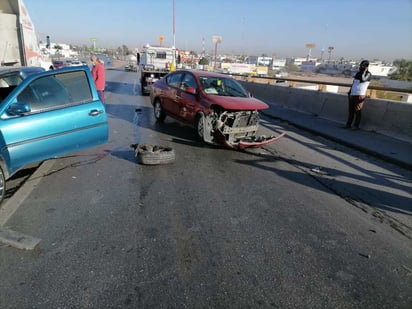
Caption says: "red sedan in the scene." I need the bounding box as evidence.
[150,70,285,149]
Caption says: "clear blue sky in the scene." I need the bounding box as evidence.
[24,0,412,61]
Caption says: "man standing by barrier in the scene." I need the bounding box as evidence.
[344,60,372,130]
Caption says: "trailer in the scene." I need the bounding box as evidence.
[138,45,176,95]
[0,0,52,69]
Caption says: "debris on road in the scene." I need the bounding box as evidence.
[131,144,175,165]
[0,227,41,250]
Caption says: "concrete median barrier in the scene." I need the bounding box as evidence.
[240,81,412,144]
[377,100,412,143]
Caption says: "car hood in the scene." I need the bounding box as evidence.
[206,95,268,110]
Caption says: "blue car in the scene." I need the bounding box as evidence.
[0,66,109,202]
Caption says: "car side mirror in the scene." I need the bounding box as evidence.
[7,102,31,115]
[186,87,197,95]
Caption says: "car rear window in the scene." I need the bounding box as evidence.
[0,74,23,103]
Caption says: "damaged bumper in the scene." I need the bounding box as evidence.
[203,109,286,149]
[237,132,287,149]
[214,129,286,149]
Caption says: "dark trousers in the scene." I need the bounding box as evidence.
[346,95,365,128]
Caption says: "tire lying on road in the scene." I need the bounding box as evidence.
[131,144,175,165]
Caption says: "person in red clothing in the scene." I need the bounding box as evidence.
[90,55,106,103]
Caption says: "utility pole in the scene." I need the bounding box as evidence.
[212,36,222,70]
[171,0,176,71]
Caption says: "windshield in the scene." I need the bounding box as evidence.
[199,76,248,97]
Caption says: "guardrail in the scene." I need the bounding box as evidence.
[234,76,412,144]
[231,74,412,102]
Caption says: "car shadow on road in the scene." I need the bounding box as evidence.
[109,147,137,164]
[244,120,412,219]
[4,165,39,200]
[106,103,220,150]
[105,81,137,96]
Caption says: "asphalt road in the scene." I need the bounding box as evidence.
[0,68,411,308]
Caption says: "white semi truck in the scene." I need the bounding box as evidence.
[138,44,177,95]
[0,0,52,69]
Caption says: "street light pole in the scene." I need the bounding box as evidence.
[171,0,176,71]
[212,36,222,71]
[214,41,218,70]
[173,0,176,49]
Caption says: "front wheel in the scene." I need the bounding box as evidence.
[153,100,166,122]
[195,114,205,142]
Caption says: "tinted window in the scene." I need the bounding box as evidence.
[166,73,184,89]
[0,73,23,87]
[156,52,166,59]
[181,73,197,90]
[56,71,92,103]
[17,71,92,112]
[0,73,23,103]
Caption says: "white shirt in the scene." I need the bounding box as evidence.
[350,79,370,96]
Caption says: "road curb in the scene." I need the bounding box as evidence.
[0,159,56,226]
[262,111,412,170]
[0,159,57,250]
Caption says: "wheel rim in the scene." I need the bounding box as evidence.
[197,115,204,138]
[154,102,162,118]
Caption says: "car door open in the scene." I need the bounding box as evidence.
[0,68,109,177]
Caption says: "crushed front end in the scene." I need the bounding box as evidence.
[202,110,286,149]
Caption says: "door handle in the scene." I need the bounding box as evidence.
[89,109,103,116]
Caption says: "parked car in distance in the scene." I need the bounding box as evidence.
[150,70,285,149]
[125,62,138,72]
[0,66,109,203]
[70,60,83,66]
[52,60,65,69]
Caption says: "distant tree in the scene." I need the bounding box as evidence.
[389,59,412,81]
[199,57,209,65]
[53,44,63,57]
[284,64,299,72]
[116,45,130,56]
[123,45,130,55]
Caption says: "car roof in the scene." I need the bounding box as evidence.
[175,69,230,79]
[0,66,45,79]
